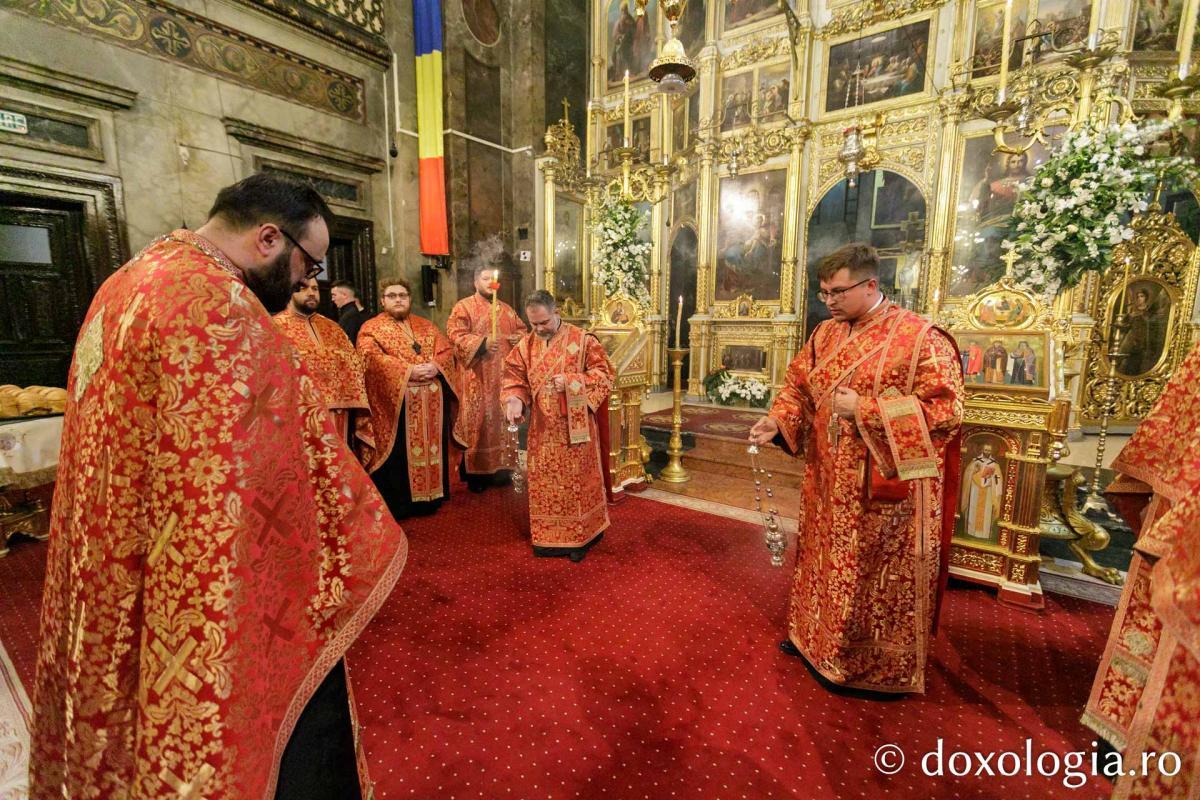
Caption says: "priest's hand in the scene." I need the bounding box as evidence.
[508,334,523,344]
[505,397,525,424]
[552,375,567,392]
[832,387,859,418]
[486,337,500,354]
[748,415,779,446]
[410,363,438,383]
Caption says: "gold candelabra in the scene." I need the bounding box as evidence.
[659,346,690,483]
[950,15,1135,157]
[1082,297,1130,512]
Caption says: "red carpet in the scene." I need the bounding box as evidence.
[1,496,1117,798]
[349,491,1117,799]
[641,403,765,440]
[0,535,47,688]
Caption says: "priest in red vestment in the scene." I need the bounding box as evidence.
[357,279,464,518]
[28,174,406,799]
[273,276,369,445]
[447,265,527,492]
[750,242,963,695]
[1082,342,1200,799]
[502,290,615,561]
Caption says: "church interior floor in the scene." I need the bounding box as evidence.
[0,490,1120,798]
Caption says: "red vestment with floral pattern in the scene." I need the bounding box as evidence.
[447,293,527,475]
[501,322,615,547]
[272,307,368,441]
[1083,342,1200,799]
[356,313,462,501]
[767,301,963,693]
[28,231,406,799]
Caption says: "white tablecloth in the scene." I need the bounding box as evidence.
[0,416,63,489]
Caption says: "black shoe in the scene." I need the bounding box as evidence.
[569,549,586,563]
[468,481,487,494]
[533,545,570,558]
[785,647,907,702]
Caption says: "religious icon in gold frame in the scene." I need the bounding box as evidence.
[823,19,931,113]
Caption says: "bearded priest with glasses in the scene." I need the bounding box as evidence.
[748,242,964,696]
[357,278,465,519]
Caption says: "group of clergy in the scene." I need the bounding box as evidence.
[271,266,617,562]
[27,173,1196,799]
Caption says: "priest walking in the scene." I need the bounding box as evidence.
[502,290,615,561]
[274,276,369,444]
[447,265,527,492]
[749,242,963,695]
[357,279,464,518]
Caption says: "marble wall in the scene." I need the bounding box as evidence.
[545,0,590,139]
[1,0,593,328]
[0,0,420,302]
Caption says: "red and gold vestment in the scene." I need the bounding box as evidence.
[356,313,462,503]
[501,322,615,547]
[1083,342,1200,799]
[28,230,406,798]
[447,293,527,475]
[767,301,963,693]
[272,307,368,441]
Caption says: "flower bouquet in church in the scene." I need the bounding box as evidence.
[1005,118,1200,299]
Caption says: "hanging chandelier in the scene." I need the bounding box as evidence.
[637,0,697,94]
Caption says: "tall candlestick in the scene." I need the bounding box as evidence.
[1179,0,1198,80]
[490,278,500,342]
[998,0,1013,99]
[1117,255,1132,316]
[623,71,632,148]
[674,295,683,349]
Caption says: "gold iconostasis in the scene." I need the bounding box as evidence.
[535,0,1200,436]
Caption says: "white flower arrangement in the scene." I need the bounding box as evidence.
[1006,118,1200,299]
[592,198,652,306]
[704,369,771,408]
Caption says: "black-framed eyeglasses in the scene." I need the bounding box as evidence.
[816,278,871,304]
[280,228,325,280]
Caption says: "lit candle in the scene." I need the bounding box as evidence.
[674,295,683,349]
[623,70,632,148]
[490,276,501,341]
[1179,0,1197,80]
[998,0,1013,100]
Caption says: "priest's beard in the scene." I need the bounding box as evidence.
[245,250,298,314]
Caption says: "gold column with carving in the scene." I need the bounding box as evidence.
[541,159,558,296]
[688,137,718,396]
[926,91,971,314]
[779,126,809,317]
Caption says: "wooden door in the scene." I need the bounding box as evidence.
[0,193,92,387]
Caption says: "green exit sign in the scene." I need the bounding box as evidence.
[0,111,28,135]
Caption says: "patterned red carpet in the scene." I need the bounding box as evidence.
[349,492,1116,799]
[641,403,765,440]
[0,496,1118,798]
[0,535,47,688]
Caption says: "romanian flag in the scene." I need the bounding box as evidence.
[414,0,448,255]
